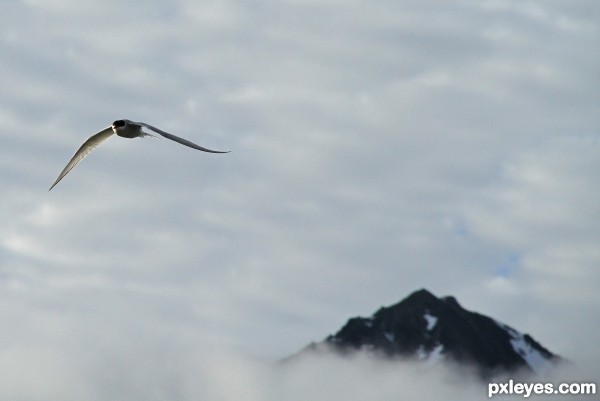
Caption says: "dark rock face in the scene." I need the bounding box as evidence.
[301,289,560,378]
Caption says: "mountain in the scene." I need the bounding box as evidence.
[293,289,561,378]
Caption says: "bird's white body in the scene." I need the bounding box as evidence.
[49,119,228,190]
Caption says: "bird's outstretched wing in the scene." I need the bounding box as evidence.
[134,121,229,153]
[49,127,114,191]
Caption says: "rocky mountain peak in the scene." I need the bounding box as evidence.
[298,289,560,378]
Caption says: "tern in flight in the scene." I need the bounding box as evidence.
[49,119,229,190]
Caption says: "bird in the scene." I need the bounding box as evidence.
[49,119,229,191]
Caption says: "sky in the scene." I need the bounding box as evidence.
[0,0,599,399]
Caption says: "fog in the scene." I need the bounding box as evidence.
[2,338,596,401]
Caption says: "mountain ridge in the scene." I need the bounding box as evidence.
[291,289,561,378]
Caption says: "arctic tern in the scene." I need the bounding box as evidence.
[49,119,228,191]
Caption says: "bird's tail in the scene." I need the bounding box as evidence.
[141,131,158,139]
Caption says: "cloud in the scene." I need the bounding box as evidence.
[463,136,600,319]
[1,333,596,401]
[0,0,599,399]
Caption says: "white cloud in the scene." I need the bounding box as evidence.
[0,0,598,398]
[465,137,600,307]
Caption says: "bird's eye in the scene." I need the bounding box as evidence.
[113,120,126,127]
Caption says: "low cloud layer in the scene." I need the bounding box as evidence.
[1,338,597,401]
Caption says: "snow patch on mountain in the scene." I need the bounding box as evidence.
[423,312,437,331]
[417,343,445,368]
[496,321,556,375]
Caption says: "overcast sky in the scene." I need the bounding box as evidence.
[0,0,599,399]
